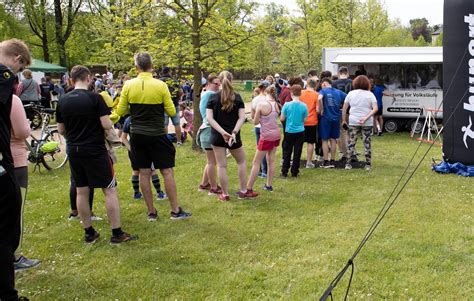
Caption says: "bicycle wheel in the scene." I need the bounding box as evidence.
[41,129,68,170]
[29,108,42,130]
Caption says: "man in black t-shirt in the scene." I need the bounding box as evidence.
[39,77,53,108]
[56,65,136,245]
[160,67,184,145]
[332,66,353,94]
[0,38,31,301]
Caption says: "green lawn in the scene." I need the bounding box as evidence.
[18,125,473,300]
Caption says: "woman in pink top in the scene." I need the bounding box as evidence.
[10,94,40,270]
[246,86,281,193]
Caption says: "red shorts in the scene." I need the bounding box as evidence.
[257,139,280,151]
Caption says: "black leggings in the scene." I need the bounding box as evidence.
[70,174,94,211]
[13,167,28,257]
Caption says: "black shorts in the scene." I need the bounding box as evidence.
[304,125,318,143]
[375,106,383,116]
[210,130,242,150]
[128,151,139,171]
[68,146,116,188]
[130,133,175,169]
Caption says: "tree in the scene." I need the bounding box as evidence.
[53,0,83,67]
[409,18,431,43]
[159,0,261,149]
[21,0,52,62]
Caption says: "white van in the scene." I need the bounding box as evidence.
[322,47,443,133]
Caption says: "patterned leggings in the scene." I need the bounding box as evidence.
[346,125,372,164]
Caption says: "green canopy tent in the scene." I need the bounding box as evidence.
[28,59,67,73]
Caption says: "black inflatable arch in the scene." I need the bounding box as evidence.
[443,0,474,165]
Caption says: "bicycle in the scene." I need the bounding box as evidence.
[26,106,68,171]
[23,102,43,130]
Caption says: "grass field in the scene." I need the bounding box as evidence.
[17,126,473,300]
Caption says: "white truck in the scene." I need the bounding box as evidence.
[321,47,443,133]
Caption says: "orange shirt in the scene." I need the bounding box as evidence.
[300,89,319,126]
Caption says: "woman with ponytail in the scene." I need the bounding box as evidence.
[206,71,254,201]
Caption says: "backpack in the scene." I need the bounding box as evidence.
[160,76,180,103]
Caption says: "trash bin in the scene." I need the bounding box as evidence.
[244,81,253,91]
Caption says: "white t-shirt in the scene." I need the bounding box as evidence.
[345,89,377,126]
[251,95,267,128]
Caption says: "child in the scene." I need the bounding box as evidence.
[180,102,194,138]
[121,116,167,200]
[280,84,308,177]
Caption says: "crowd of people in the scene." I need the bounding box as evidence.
[0,38,388,301]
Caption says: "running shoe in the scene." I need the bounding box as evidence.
[244,189,259,198]
[157,191,168,200]
[305,162,315,168]
[198,183,211,192]
[91,214,103,221]
[329,160,336,168]
[176,141,183,147]
[14,256,40,272]
[218,194,230,202]
[85,230,100,244]
[345,163,352,170]
[365,164,372,171]
[208,186,222,195]
[170,207,192,220]
[68,213,79,221]
[110,232,138,244]
[258,172,268,178]
[148,210,158,222]
[263,185,273,192]
[133,192,143,200]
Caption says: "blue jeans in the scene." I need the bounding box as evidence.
[255,127,268,174]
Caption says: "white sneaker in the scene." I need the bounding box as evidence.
[305,162,315,168]
[176,142,183,147]
[91,215,103,221]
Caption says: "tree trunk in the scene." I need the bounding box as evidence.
[191,0,202,151]
[53,0,68,67]
[41,34,50,62]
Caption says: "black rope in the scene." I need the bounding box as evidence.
[319,48,469,298]
[349,48,468,262]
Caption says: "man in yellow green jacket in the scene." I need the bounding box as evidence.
[111,52,191,221]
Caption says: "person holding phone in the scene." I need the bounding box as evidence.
[206,71,253,201]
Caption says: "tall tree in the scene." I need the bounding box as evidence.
[53,0,83,67]
[159,0,261,149]
[22,0,51,62]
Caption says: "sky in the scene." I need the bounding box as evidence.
[256,0,444,26]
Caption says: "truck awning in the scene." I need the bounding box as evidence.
[331,53,442,64]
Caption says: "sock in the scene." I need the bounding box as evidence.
[131,175,140,194]
[151,175,162,193]
[84,226,95,236]
[112,227,124,237]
